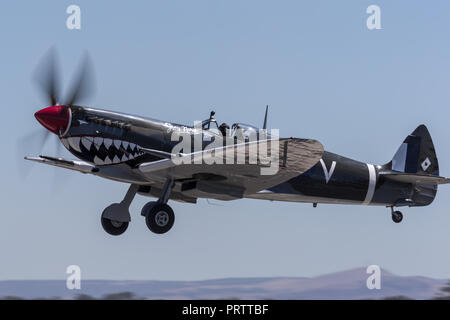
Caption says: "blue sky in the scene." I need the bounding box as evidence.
[1,0,450,280]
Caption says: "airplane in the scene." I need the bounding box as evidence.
[24,51,450,236]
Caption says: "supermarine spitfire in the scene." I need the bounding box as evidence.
[25,51,450,236]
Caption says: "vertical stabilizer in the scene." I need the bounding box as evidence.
[390,125,439,176]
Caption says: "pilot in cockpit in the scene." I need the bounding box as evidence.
[218,122,230,136]
[202,110,264,139]
[201,109,268,142]
[202,111,230,137]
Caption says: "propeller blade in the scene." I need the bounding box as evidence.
[65,52,96,106]
[51,135,70,193]
[33,47,61,106]
[54,135,63,157]
[16,129,51,178]
[17,129,51,157]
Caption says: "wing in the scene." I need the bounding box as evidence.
[138,138,324,199]
[24,155,97,174]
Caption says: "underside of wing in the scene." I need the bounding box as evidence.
[138,138,324,199]
[25,155,98,174]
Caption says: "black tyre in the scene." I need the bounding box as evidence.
[392,211,403,223]
[145,203,175,234]
[101,216,129,236]
[141,201,157,217]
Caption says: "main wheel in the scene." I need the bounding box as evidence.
[101,216,129,236]
[141,201,157,217]
[144,203,175,234]
[391,211,403,223]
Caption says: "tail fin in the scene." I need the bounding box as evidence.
[389,124,439,176]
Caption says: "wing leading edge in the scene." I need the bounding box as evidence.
[24,155,97,174]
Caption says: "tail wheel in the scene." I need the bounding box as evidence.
[392,211,403,223]
[101,216,129,236]
[144,203,175,234]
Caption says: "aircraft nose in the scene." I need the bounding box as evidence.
[34,105,70,135]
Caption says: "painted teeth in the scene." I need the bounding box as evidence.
[93,137,103,150]
[68,137,82,153]
[103,138,113,149]
[62,136,144,166]
[81,137,92,150]
[61,138,70,150]
[113,139,121,149]
[93,155,104,165]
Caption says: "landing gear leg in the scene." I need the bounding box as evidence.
[390,206,403,224]
[142,178,175,234]
[101,184,139,236]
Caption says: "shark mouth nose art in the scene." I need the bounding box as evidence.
[61,136,144,165]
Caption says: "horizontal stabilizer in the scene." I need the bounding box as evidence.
[379,171,450,185]
[24,155,98,174]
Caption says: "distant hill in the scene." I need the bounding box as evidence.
[0,268,448,300]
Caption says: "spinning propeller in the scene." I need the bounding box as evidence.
[18,48,96,179]
[33,48,95,141]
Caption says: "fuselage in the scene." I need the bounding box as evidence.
[248,151,416,207]
[56,106,425,208]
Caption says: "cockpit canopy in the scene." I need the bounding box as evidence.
[201,113,219,131]
[231,123,260,132]
[201,111,269,139]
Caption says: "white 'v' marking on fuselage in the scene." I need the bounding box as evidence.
[319,159,336,184]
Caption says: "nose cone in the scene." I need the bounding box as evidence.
[34,105,70,135]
